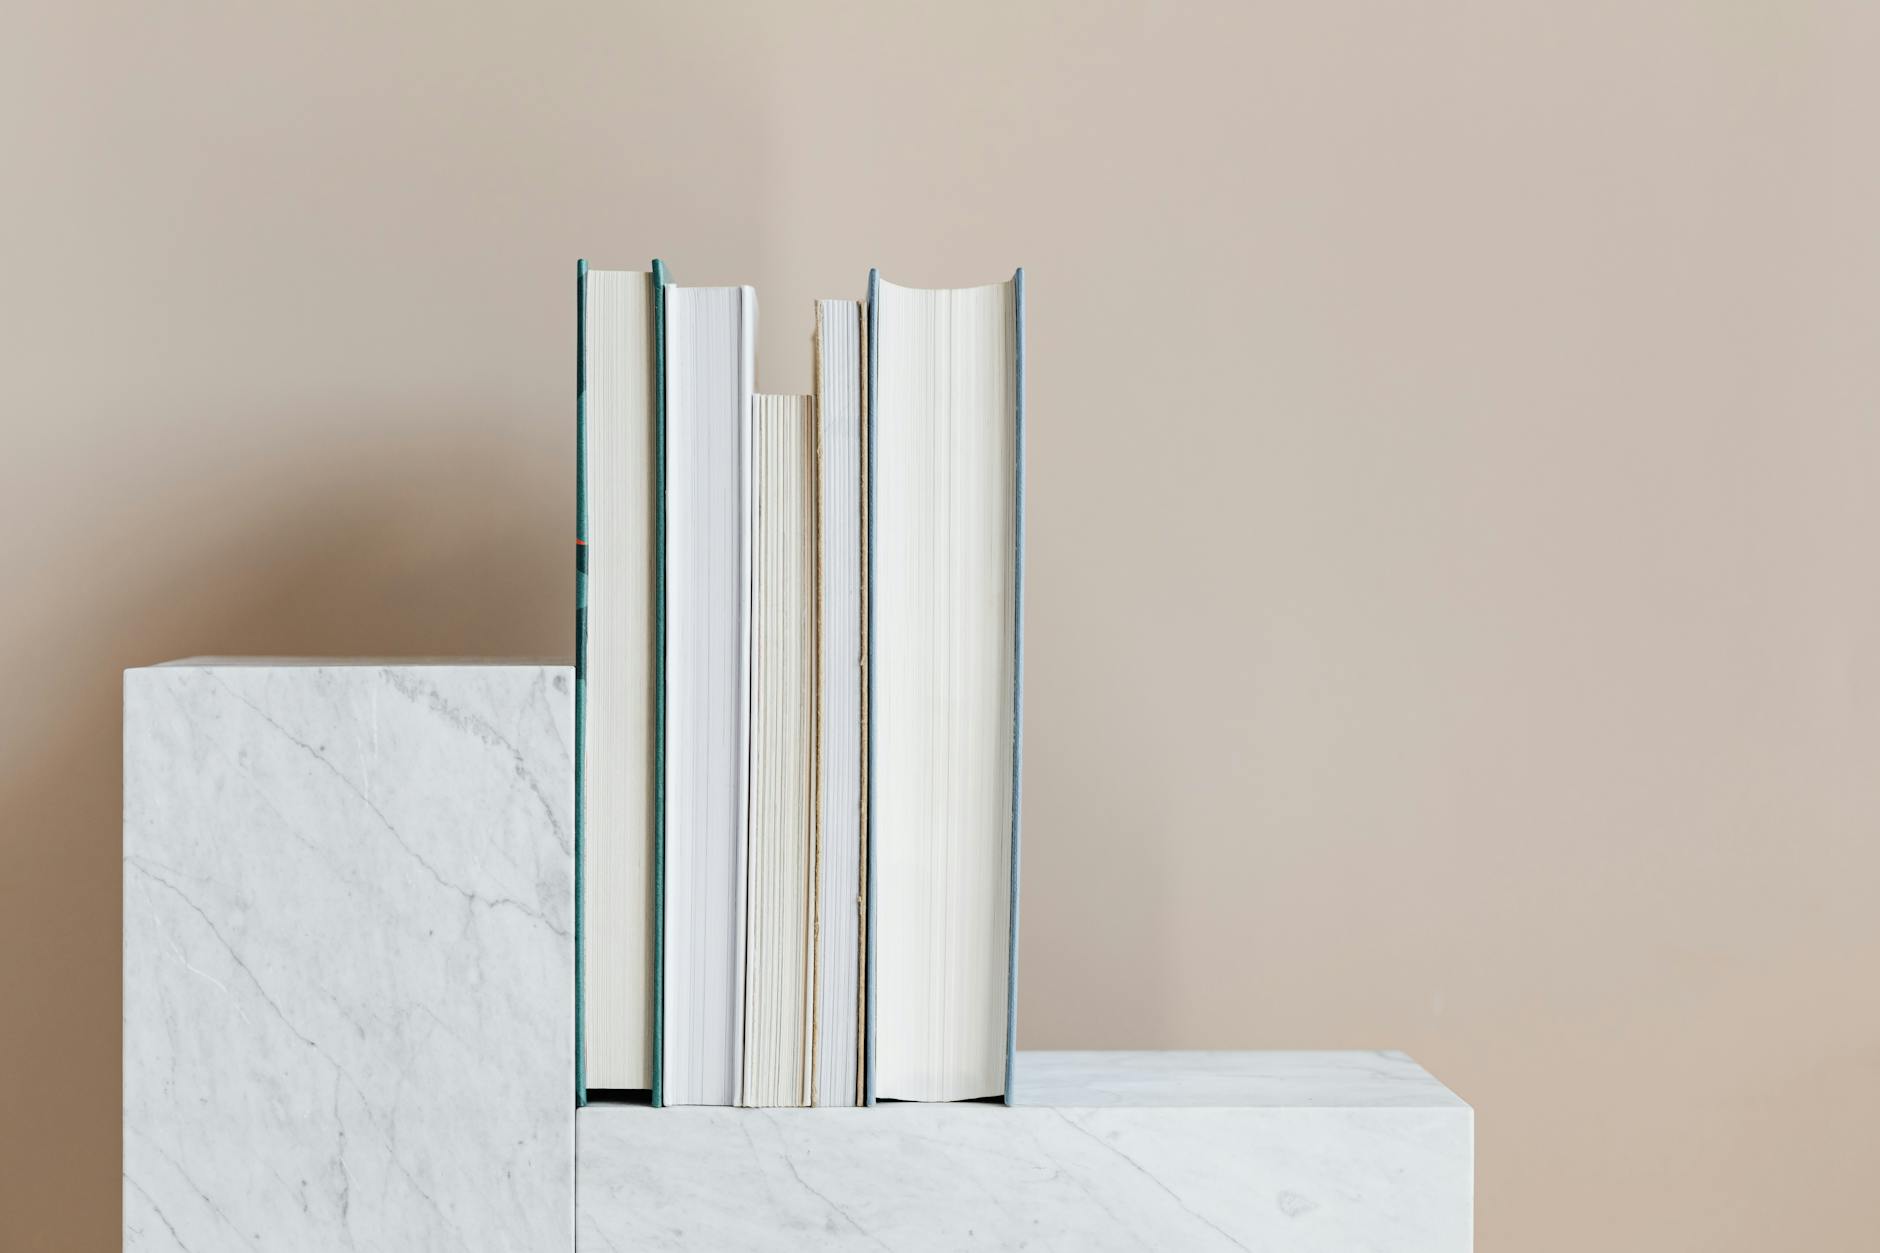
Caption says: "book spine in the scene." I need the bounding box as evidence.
[809,308,828,1108]
[574,259,589,1108]
[650,258,668,1108]
[1004,268,1025,1105]
[862,268,880,1107]
[853,298,870,1107]
[732,286,757,1103]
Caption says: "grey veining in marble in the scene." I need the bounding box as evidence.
[124,661,574,1252]
[577,1050,1472,1252]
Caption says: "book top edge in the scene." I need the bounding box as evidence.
[873,271,1019,296]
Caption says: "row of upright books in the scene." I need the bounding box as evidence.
[577,261,1025,1107]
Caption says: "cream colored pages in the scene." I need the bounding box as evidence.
[741,393,818,1107]
[582,270,655,1089]
[663,285,756,1106]
[813,301,865,1106]
[872,277,1019,1102]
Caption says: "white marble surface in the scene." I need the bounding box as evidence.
[1014,1048,1468,1108]
[577,1050,1472,1252]
[124,661,574,1252]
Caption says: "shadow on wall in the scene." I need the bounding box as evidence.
[0,411,567,1252]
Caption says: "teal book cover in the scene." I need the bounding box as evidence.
[863,268,878,1106]
[1005,266,1025,1106]
[649,257,669,1109]
[574,258,590,1107]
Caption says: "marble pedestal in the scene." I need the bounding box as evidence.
[125,659,1475,1252]
[123,660,574,1252]
[577,1050,1473,1251]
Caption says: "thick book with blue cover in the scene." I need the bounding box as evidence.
[864,268,1026,1104]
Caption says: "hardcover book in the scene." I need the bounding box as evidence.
[813,299,867,1106]
[660,277,757,1106]
[865,269,1026,1103]
[576,263,658,1104]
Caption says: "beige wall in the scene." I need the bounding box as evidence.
[5,2,1878,1248]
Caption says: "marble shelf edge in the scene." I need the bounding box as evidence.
[576,1049,1473,1252]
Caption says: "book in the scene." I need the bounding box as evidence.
[576,264,658,1102]
[866,269,1025,1104]
[813,300,866,1106]
[661,279,757,1106]
[741,392,819,1107]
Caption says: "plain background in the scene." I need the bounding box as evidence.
[4,1,1877,1248]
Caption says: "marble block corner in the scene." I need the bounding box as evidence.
[123,660,575,1252]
